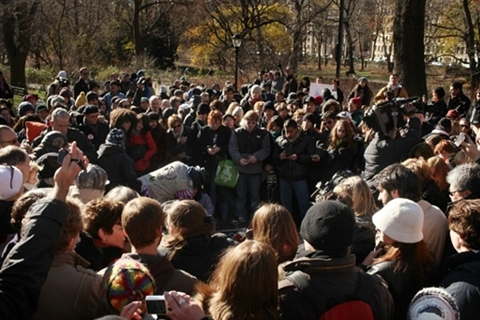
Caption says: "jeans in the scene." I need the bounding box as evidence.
[279,178,310,218]
[236,173,262,220]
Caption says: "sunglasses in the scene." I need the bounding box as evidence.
[172,124,182,129]
[460,124,470,128]
[323,121,334,125]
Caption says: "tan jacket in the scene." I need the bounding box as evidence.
[33,251,102,320]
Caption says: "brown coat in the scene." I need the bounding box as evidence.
[33,251,102,320]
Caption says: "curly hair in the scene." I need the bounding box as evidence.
[109,108,138,131]
[449,199,480,250]
[328,119,355,150]
[82,199,124,240]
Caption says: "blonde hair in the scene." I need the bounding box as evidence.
[251,203,299,264]
[207,240,279,320]
[402,158,432,189]
[333,176,377,217]
[240,110,259,127]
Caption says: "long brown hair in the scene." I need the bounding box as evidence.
[207,240,279,320]
[251,203,300,264]
[328,119,355,150]
[375,241,434,282]
[161,200,215,259]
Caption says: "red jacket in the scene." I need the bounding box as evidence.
[128,131,157,172]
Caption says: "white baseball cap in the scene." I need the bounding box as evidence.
[0,165,23,200]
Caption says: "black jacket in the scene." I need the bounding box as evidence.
[158,233,232,282]
[448,93,471,117]
[364,118,422,187]
[96,143,141,192]
[73,78,90,99]
[0,200,14,235]
[196,125,231,175]
[0,198,67,320]
[32,127,97,163]
[272,131,314,181]
[425,99,447,126]
[78,120,109,150]
[439,251,480,320]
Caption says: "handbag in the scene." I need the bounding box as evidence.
[215,158,239,188]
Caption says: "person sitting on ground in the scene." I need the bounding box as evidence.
[75,199,126,271]
[250,203,300,265]
[439,199,480,320]
[159,200,232,282]
[32,198,102,320]
[333,176,377,265]
[278,201,394,320]
[121,197,198,295]
[69,163,108,205]
[363,198,437,320]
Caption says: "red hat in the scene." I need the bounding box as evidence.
[314,96,323,105]
[349,97,362,110]
[446,109,460,120]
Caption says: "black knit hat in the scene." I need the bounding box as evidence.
[300,200,355,255]
[263,100,275,112]
[436,117,452,133]
[197,103,211,115]
[106,128,125,148]
[303,113,317,124]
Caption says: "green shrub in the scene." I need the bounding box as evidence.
[25,67,55,86]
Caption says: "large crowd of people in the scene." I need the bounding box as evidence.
[0,66,479,319]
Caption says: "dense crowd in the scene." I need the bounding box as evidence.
[0,66,479,319]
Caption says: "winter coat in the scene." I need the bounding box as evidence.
[363,117,422,187]
[352,216,375,266]
[283,74,298,95]
[127,130,157,173]
[278,251,394,320]
[96,143,141,192]
[448,92,471,117]
[348,84,374,107]
[121,252,198,296]
[318,139,364,183]
[374,85,408,103]
[425,99,448,126]
[158,233,232,282]
[229,125,271,175]
[74,232,125,271]
[78,120,109,151]
[0,198,67,319]
[32,251,102,320]
[32,126,98,164]
[440,251,480,320]
[165,126,194,165]
[272,131,315,182]
[368,259,437,320]
[0,200,14,236]
[197,125,231,176]
[73,78,90,99]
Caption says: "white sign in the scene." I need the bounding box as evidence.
[309,83,333,97]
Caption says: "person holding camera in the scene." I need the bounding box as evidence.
[363,102,422,190]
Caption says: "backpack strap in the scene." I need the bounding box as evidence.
[285,270,374,315]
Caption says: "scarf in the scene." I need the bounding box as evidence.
[172,125,184,143]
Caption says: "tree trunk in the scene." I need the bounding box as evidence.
[463,0,480,91]
[133,0,145,56]
[317,36,322,70]
[393,0,427,97]
[2,1,38,88]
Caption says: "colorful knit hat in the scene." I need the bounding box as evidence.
[100,258,156,315]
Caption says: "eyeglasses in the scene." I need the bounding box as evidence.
[0,137,18,145]
[172,124,182,129]
[449,190,464,196]
[247,121,256,125]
